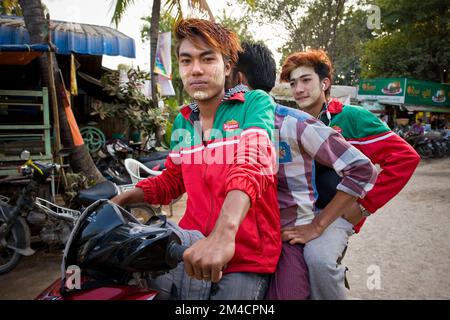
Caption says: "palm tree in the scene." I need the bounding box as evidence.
[17,0,105,183]
[0,0,22,15]
[111,0,213,109]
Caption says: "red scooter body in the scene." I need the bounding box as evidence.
[36,278,157,300]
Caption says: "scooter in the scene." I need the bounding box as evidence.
[95,139,134,185]
[0,151,156,274]
[95,139,169,184]
[35,200,186,300]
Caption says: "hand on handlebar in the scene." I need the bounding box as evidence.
[182,233,235,283]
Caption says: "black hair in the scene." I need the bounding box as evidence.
[235,42,276,93]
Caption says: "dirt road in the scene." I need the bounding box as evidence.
[345,157,450,299]
[0,158,449,300]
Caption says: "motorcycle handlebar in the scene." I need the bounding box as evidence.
[168,242,188,262]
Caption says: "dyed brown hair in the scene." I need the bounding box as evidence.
[280,49,334,96]
[174,18,242,65]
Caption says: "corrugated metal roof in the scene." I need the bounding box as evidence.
[0,15,135,58]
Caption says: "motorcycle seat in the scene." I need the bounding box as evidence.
[77,181,118,205]
[143,159,166,171]
[137,150,170,163]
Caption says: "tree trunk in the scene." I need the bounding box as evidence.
[19,0,105,183]
[149,0,161,109]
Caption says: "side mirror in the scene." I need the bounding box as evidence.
[20,150,31,161]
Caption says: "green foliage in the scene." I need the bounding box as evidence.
[361,0,449,82]
[1,0,22,15]
[162,97,180,146]
[111,0,214,27]
[91,67,167,141]
[332,5,373,85]
[361,33,433,79]
[110,0,137,27]
[239,0,373,86]
[216,8,255,43]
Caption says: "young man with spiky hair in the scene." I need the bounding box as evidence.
[226,42,379,299]
[112,19,280,300]
[279,49,420,299]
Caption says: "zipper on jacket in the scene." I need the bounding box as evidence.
[197,101,227,235]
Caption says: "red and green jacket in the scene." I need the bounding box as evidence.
[319,99,420,233]
[136,88,281,274]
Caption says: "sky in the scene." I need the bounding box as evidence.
[42,0,287,71]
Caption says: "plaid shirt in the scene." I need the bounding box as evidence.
[275,104,378,227]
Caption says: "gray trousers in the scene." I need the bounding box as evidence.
[148,220,270,300]
[303,217,354,300]
[209,272,270,300]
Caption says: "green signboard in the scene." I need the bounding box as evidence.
[358,78,406,104]
[404,79,450,107]
[358,78,450,110]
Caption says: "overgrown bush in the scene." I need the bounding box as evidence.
[91,67,167,143]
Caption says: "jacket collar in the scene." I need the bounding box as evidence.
[318,98,344,126]
[180,84,249,121]
[326,98,344,114]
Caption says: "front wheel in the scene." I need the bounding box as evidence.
[0,203,31,274]
[0,219,25,275]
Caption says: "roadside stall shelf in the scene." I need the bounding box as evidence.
[0,88,52,176]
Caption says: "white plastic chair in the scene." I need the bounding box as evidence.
[124,158,162,185]
[124,158,178,216]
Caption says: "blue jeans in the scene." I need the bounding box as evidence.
[209,272,270,300]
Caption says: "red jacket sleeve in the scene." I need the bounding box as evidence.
[135,155,186,205]
[356,133,420,213]
[225,128,277,206]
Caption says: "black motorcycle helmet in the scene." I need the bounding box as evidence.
[62,200,182,282]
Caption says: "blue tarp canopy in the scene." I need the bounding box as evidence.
[0,15,136,58]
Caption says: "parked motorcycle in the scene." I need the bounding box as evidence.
[95,139,169,184]
[0,151,157,274]
[35,200,186,300]
[404,132,434,159]
[0,151,72,274]
[425,130,446,158]
[442,133,450,156]
[95,139,134,185]
[136,150,170,171]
